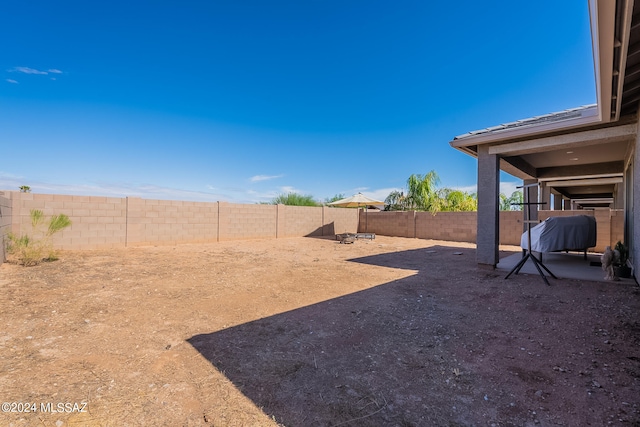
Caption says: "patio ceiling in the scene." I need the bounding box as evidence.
[619,0,640,116]
[449,0,640,203]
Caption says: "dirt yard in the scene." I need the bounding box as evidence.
[1,236,639,426]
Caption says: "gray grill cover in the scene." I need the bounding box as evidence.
[521,215,597,253]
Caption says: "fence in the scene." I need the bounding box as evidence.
[0,190,624,259]
[0,194,11,262]
[359,208,624,252]
[0,191,359,251]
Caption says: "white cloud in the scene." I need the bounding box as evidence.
[11,66,49,75]
[451,184,477,194]
[250,174,283,182]
[7,67,63,80]
[0,175,233,203]
[359,188,400,203]
[352,186,369,193]
[500,181,521,196]
[0,171,25,181]
[5,79,18,84]
[279,185,304,194]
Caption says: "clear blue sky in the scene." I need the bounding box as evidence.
[1,1,595,203]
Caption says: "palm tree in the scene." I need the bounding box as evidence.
[384,190,406,211]
[405,171,440,212]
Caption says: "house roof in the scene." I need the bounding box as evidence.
[447,0,639,204]
[453,105,598,142]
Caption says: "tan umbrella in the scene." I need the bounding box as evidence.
[328,193,384,232]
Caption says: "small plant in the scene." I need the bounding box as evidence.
[614,241,628,266]
[613,241,632,279]
[6,209,72,266]
[19,185,31,193]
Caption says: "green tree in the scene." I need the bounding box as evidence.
[324,194,345,205]
[19,185,31,193]
[271,193,320,206]
[405,171,440,212]
[500,190,523,211]
[438,188,477,212]
[384,190,406,211]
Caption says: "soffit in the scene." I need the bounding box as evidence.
[620,1,640,116]
[518,139,630,168]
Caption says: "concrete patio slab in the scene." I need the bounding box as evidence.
[497,250,637,284]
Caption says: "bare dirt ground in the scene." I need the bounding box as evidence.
[1,236,639,427]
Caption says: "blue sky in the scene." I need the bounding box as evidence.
[1,1,596,203]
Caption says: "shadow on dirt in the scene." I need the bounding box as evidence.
[187,244,640,426]
[187,245,488,426]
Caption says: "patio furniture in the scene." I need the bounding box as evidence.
[355,232,375,240]
[521,215,597,260]
[328,193,384,233]
[335,232,376,243]
[336,233,356,244]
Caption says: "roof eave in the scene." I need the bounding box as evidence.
[449,114,603,149]
[449,0,620,153]
[590,0,618,122]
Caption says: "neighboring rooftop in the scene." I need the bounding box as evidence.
[453,104,598,141]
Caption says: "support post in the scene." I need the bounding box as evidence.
[477,145,500,267]
[553,191,563,210]
[541,182,551,212]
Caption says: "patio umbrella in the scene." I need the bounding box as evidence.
[328,193,384,232]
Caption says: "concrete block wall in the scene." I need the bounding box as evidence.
[324,207,359,235]
[360,211,415,237]
[280,205,323,237]
[0,191,360,253]
[218,203,277,241]
[127,197,218,246]
[7,192,126,250]
[0,194,11,261]
[361,210,523,245]
[611,210,625,248]
[538,209,624,253]
[416,212,477,242]
[500,211,524,245]
[5,189,621,255]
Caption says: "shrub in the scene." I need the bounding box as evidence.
[270,193,320,206]
[6,209,72,266]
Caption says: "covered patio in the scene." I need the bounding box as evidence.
[450,0,640,281]
[497,250,637,284]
